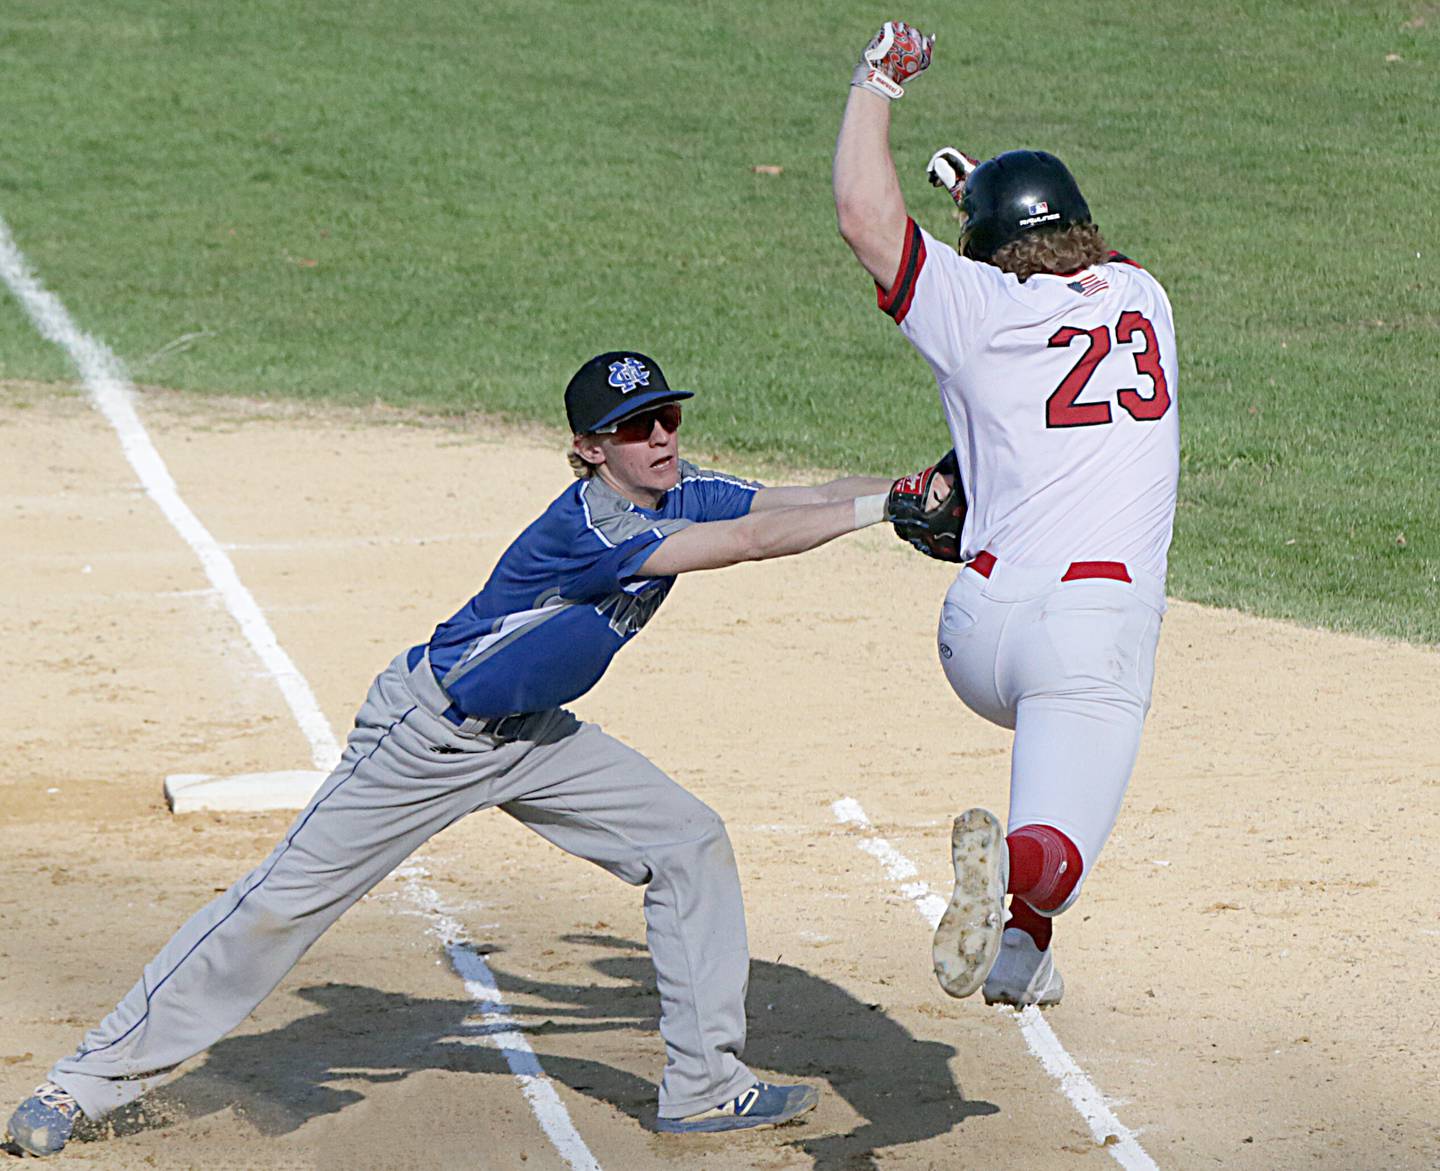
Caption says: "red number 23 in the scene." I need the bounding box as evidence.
[1045,311,1171,428]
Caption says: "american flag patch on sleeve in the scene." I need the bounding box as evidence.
[1066,272,1110,297]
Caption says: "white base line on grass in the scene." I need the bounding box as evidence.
[832,797,1159,1171]
[0,211,601,1171]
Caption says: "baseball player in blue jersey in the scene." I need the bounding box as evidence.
[5,351,903,1156]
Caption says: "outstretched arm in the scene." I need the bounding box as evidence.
[636,496,888,577]
[750,476,894,510]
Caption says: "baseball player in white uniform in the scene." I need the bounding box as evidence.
[835,23,1180,1007]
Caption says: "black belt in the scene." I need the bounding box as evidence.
[437,703,532,741]
[476,712,531,740]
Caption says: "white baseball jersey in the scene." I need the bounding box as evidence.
[880,220,1180,581]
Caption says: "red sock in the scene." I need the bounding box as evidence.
[1006,896,1053,951]
[1005,824,1082,912]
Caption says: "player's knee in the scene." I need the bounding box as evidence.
[237,897,304,940]
[679,804,732,855]
[646,804,736,880]
[237,879,339,937]
[1006,823,1083,913]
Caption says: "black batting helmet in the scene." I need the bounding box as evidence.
[959,150,1092,262]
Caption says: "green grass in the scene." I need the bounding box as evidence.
[1,0,1436,640]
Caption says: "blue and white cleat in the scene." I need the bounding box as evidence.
[655,1081,819,1134]
[932,808,1008,998]
[5,1082,81,1157]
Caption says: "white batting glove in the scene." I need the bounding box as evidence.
[926,147,980,204]
[851,21,935,100]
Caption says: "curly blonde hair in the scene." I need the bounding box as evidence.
[568,448,598,479]
[985,222,1109,283]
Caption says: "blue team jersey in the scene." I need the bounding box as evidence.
[419,461,760,718]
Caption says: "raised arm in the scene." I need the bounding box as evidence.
[834,89,907,286]
[833,22,934,287]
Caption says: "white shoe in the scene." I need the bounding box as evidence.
[983,927,1064,1007]
[932,808,1008,998]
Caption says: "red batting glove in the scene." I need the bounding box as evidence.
[852,21,935,100]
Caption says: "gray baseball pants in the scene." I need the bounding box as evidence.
[51,651,755,1121]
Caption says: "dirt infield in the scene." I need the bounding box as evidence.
[2,383,1436,1170]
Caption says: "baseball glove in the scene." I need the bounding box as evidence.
[887,450,966,561]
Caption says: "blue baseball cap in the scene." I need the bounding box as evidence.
[565,351,695,434]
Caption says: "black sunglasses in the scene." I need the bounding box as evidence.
[594,403,683,443]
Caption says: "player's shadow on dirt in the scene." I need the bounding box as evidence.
[86,934,994,1169]
[523,933,999,1169]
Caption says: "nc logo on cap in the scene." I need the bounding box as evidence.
[608,358,651,394]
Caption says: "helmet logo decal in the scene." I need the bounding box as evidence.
[607,358,651,394]
[1018,205,1062,228]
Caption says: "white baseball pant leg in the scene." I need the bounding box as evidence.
[936,560,1164,908]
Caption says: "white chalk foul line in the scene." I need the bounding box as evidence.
[832,797,1159,1171]
[397,867,601,1171]
[0,211,601,1170]
[0,215,339,771]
